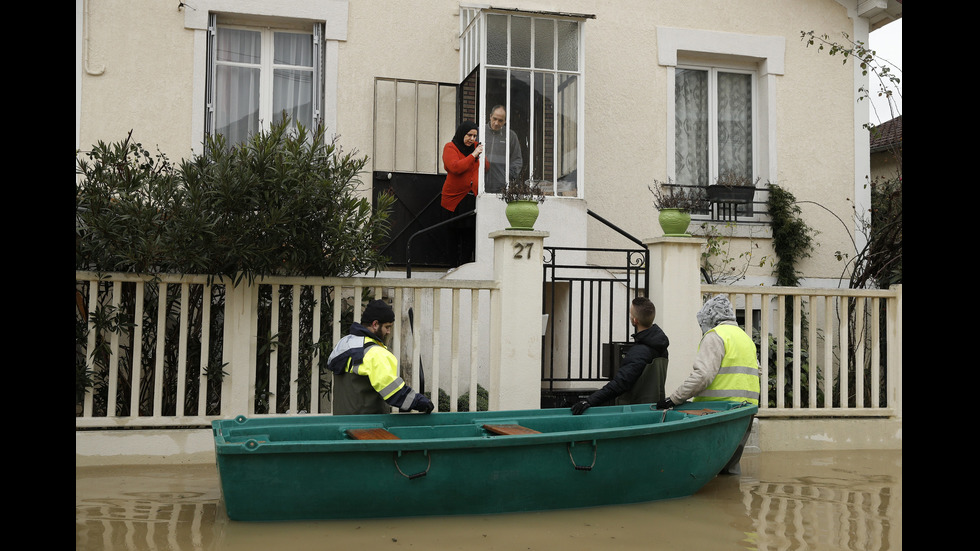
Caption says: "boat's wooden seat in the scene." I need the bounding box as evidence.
[678,409,719,416]
[346,428,400,440]
[482,424,541,436]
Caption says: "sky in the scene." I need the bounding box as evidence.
[868,18,902,124]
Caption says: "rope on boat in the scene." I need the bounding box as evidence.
[567,440,597,471]
[393,450,431,480]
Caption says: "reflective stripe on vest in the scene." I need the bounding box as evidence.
[693,324,761,405]
[328,335,405,401]
[356,339,406,401]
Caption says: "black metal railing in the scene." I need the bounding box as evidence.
[405,209,476,278]
[666,183,770,224]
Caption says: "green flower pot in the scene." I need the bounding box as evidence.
[658,208,692,236]
[505,200,540,230]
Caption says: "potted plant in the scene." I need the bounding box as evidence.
[500,178,545,230]
[648,179,708,236]
[707,171,758,204]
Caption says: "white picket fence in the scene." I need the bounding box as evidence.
[701,284,902,418]
[75,271,498,428]
[76,270,902,429]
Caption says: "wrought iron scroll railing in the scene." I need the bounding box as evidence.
[540,210,649,395]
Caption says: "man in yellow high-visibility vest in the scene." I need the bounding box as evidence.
[327,300,434,415]
[657,294,760,474]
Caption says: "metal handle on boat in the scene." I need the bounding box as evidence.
[393,450,431,480]
[567,440,597,471]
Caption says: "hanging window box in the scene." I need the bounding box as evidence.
[707,185,756,204]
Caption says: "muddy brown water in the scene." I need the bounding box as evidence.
[76,449,901,550]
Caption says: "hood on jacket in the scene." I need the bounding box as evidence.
[696,294,737,333]
[633,324,669,357]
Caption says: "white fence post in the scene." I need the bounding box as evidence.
[489,229,548,411]
[645,236,708,397]
[889,284,902,419]
[222,279,258,416]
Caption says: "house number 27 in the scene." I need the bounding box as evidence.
[513,242,534,259]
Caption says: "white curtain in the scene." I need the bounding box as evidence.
[717,72,752,182]
[675,69,752,187]
[272,32,314,132]
[212,28,315,145]
[674,68,708,188]
[215,28,261,146]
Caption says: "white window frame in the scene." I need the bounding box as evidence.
[373,78,458,175]
[658,26,784,226]
[183,0,348,155]
[459,7,591,198]
[673,64,758,190]
[206,19,322,144]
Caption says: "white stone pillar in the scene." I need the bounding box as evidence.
[222,279,258,416]
[489,229,548,411]
[644,236,707,396]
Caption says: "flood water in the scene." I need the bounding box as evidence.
[76,449,901,550]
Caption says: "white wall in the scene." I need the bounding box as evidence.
[76,0,869,284]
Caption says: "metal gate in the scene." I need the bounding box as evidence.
[540,210,649,407]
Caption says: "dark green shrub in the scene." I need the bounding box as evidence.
[426,385,490,412]
[76,116,393,414]
[76,116,394,282]
[767,184,815,287]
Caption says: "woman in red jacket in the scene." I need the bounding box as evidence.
[440,121,484,212]
[439,121,483,265]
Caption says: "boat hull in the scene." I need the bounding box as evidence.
[212,402,756,521]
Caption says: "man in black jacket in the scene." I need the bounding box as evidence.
[570,297,670,414]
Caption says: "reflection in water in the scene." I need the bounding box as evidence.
[76,451,900,550]
[740,451,901,550]
[76,465,222,551]
[76,494,220,550]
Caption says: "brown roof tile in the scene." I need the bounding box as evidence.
[870,115,902,152]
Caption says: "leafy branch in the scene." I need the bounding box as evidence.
[801,30,902,126]
[796,175,902,289]
[697,222,772,285]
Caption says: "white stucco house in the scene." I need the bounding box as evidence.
[75,2,904,462]
[76,0,902,286]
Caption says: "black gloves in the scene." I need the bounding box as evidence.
[412,394,435,413]
[570,399,592,415]
[655,397,674,410]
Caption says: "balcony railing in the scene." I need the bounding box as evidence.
[667,183,770,224]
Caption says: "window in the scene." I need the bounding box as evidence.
[674,67,755,190]
[373,79,458,174]
[658,26,784,223]
[206,15,323,146]
[460,9,587,197]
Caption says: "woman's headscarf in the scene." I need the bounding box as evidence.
[451,121,479,156]
[696,294,737,333]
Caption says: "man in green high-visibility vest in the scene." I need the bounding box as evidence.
[657,294,760,474]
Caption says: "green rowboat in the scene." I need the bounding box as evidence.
[212,401,756,521]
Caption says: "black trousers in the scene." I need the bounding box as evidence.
[444,193,476,265]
